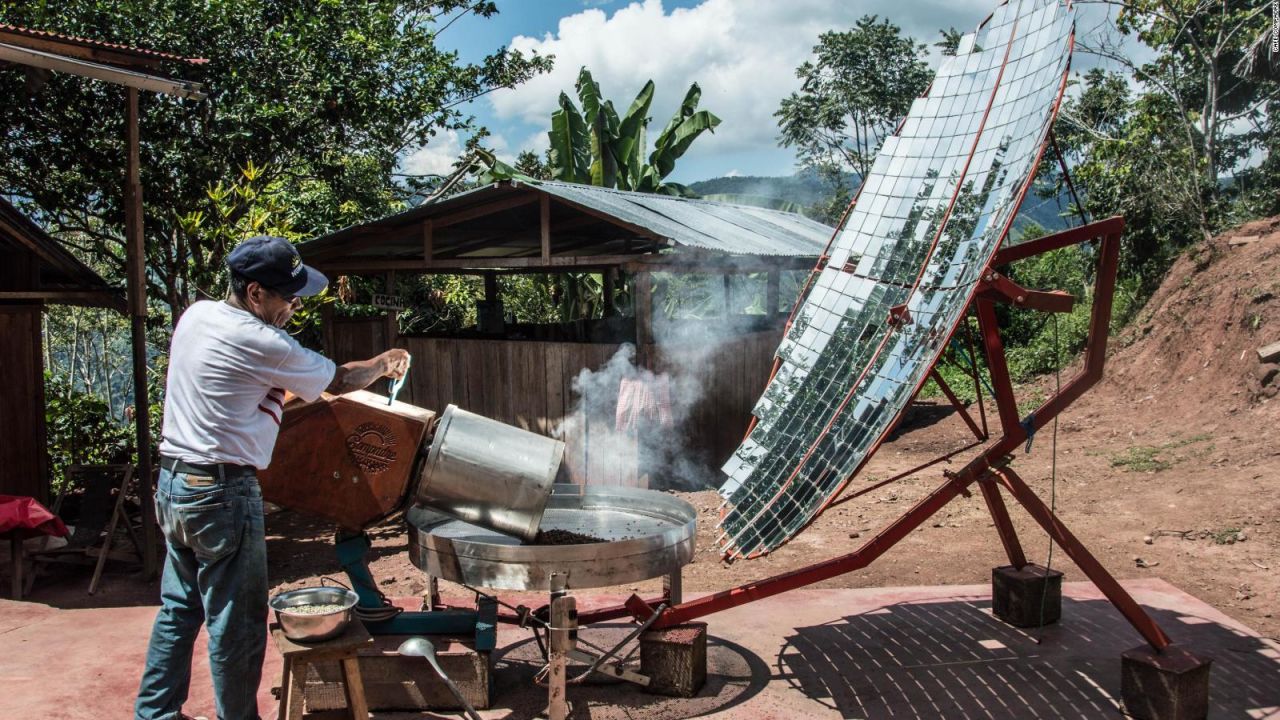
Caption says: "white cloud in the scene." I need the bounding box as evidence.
[400,130,514,176]
[399,129,465,177]
[486,0,997,168]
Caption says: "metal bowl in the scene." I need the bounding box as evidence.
[269,587,358,642]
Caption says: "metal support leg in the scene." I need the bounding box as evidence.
[663,570,682,606]
[979,476,1027,569]
[548,593,576,720]
[427,574,440,609]
[994,466,1171,650]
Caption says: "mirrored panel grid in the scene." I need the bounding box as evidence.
[717,0,1075,559]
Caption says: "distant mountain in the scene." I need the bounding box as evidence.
[691,170,1074,238]
[689,169,857,209]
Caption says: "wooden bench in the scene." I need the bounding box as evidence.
[272,619,372,719]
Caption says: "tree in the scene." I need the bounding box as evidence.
[1081,0,1276,239]
[0,1,551,322]
[776,16,931,181]
[482,67,721,197]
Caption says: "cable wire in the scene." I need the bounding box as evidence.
[1035,313,1062,642]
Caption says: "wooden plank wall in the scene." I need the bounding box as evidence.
[646,328,784,486]
[327,319,783,490]
[0,305,49,501]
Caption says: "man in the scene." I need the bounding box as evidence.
[135,235,409,720]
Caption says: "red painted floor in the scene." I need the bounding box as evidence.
[2,579,1278,719]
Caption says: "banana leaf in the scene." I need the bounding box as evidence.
[548,92,591,184]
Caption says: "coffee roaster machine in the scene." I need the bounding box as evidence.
[258,390,699,713]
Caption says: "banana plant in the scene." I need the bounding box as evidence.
[485,67,720,197]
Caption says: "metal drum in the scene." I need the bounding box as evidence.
[406,484,697,591]
[414,404,561,543]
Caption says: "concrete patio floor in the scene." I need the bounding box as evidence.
[2,578,1278,719]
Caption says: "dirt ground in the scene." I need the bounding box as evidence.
[27,218,1280,645]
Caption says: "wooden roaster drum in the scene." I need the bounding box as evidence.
[258,390,435,531]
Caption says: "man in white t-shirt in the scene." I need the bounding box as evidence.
[135,235,408,720]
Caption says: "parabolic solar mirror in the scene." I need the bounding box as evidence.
[717,0,1076,559]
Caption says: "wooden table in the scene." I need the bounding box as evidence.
[273,619,373,720]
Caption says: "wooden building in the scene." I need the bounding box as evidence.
[0,198,125,502]
[299,180,832,487]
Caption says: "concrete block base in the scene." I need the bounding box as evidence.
[304,635,489,712]
[640,622,707,697]
[991,564,1063,628]
[1121,644,1211,720]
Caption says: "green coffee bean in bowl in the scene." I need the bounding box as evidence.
[269,587,358,642]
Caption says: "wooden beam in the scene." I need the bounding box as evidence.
[723,273,732,315]
[0,42,204,99]
[0,290,125,310]
[317,253,648,273]
[0,28,171,71]
[124,87,156,576]
[540,194,551,262]
[623,255,818,273]
[306,193,540,262]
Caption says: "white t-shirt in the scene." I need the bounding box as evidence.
[159,300,336,469]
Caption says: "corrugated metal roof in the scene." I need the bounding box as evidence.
[0,24,207,65]
[533,181,831,257]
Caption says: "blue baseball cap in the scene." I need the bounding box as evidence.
[226,235,327,297]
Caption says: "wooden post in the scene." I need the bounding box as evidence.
[602,267,616,318]
[483,272,498,303]
[635,271,653,368]
[722,273,732,317]
[421,219,434,265]
[124,87,156,576]
[383,271,397,346]
[319,301,335,355]
[766,269,780,317]
[540,194,551,262]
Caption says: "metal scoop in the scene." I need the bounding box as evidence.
[396,636,483,720]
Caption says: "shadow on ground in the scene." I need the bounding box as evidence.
[778,596,1280,719]
[488,623,771,719]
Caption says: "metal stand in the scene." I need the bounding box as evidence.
[334,531,496,646]
[625,218,1183,661]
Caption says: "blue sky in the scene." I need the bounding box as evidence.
[407,0,1128,185]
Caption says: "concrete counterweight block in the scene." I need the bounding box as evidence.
[1121,644,1211,720]
[640,622,707,697]
[992,564,1063,627]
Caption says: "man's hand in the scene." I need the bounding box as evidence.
[381,349,410,380]
[327,349,412,395]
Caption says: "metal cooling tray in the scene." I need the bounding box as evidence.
[406,484,696,591]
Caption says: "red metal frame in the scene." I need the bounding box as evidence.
[630,217,1173,652]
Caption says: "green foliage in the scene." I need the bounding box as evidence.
[776,16,931,180]
[0,0,551,321]
[1108,434,1212,473]
[485,67,721,197]
[44,372,133,494]
[393,274,483,334]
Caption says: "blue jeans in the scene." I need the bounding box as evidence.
[135,466,267,720]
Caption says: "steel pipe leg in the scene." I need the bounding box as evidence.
[979,476,1027,569]
[663,570,683,606]
[994,466,1171,650]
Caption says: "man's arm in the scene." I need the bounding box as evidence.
[326,349,410,395]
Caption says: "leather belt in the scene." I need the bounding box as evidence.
[160,455,255,479]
